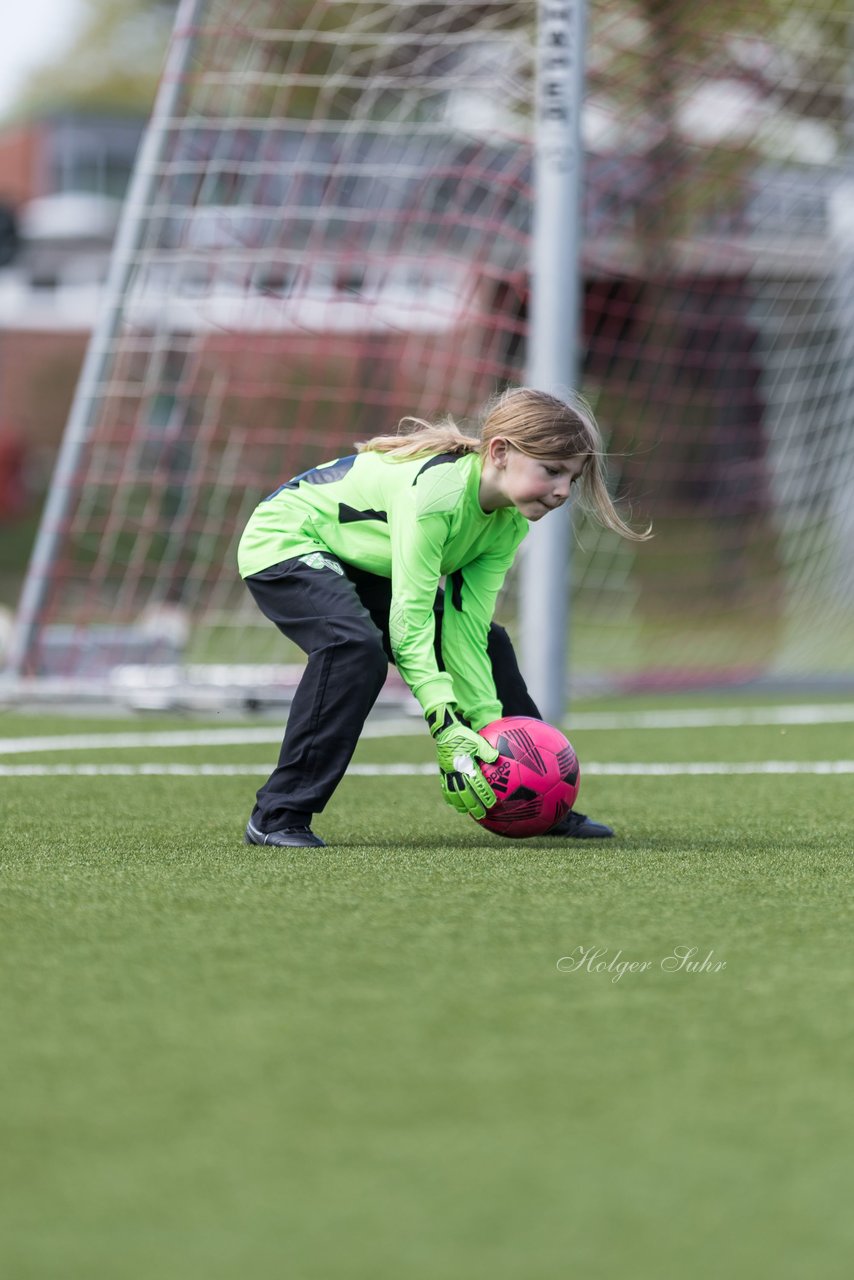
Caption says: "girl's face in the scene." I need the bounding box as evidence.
[482,442,586,520]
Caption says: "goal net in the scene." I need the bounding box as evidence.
[7,0,854,705]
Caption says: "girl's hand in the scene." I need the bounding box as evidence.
[426,704,499,820]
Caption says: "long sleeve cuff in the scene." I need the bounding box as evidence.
[408,671,457,715]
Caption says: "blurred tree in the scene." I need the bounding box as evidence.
[13,0,178,117]
[11,0,849,130]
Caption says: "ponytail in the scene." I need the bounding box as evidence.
[356,416,480,459]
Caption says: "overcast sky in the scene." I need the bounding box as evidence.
[0,0,84,119]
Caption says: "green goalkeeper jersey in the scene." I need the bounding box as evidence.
[237,449,529,728]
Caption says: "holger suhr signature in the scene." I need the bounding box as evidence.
[557,945,727,983]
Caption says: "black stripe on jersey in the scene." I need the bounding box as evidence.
[448,569,464,611]
[412,451,467,485]
[338,503,388,524]
[264,455,357,501]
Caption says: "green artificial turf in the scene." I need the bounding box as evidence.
[1,703,853,1279]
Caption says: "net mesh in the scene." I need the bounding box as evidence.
[11,0,854,691]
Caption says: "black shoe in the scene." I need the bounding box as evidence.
[548,809,614,839]
[244,818,326,847]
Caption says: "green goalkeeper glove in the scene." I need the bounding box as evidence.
[426,703,500,820]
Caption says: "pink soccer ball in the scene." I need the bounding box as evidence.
[476,716,580,838]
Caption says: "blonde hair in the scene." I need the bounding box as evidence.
[357,386,651,541]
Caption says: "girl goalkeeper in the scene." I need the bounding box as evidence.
[237,387,649,847]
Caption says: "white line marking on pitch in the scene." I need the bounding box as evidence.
[2,761,854,778]
[2,703,854,755]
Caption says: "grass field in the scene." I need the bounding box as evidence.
[2,696,853,1279]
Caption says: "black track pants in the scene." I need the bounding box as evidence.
[244,555,541,831]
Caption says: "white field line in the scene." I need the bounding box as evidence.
[1,703,854,757]
[2,761,854,778]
